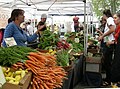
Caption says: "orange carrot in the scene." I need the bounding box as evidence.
[39,77,50,80]
[16,62,24,65]
[25,63,38,75]
[46,82,54,86]
[27,55,36,62]
[39,84,44,89]
[32,84,36,89]
[26,60,41,68]
[33,78,39,89]
[29,52,46,63]
[43,82,50,89]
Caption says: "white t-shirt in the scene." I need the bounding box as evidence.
[104,17,115,42]
[71,23,75,32]
[27,25,34,35]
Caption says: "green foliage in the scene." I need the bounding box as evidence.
[0,46,37,66]
[56,49,70,67]
[38,30,59,50]
[72,42,84,53]
[91,0,120,18]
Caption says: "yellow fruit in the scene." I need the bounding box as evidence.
[6,68,10,72]
[51,51,56,55]
[9,80,14,84]
[6,77,15,81]
[21,70,26,78]
[19,68,22,71]
[15,75,21,82]
[112,85,118,88]
[10,73,14,77]
[49,49,53,53]
[46,53,50,54]
[25,69,28,73]
[6,72,12,77]
[15,71,22,75]
[4,73,8,76]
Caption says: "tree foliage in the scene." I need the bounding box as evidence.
[91,0,120,19]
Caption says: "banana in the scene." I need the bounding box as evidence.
[9,80,14,84]
[6,68,10,72]
[6,72,12,77]
[15,75,21,82]
[6,77,15,81]
[15,71,22,75]
[21,70,26,78]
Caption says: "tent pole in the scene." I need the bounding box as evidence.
[83,0,87,56]
[86,12,89,53]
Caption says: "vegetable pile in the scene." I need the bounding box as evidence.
[56,49,70,67]
[2,66,27,85]
[38,30,59,50]
[25,52,67,89]
[57,40,70,50]
[0,46,37,66]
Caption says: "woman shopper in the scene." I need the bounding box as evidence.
[98,9,116,85]
[96,17,107,73]
[2,9,45,47]
[111,12,120,83]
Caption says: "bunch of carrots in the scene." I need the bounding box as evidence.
[25,52,67,89]
[11,62,25,70]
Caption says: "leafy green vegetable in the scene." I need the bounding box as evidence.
[56,49,70,67]
[0,46,37,66]
[38,30,59,50]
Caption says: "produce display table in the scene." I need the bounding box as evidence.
[86,54,102,73]
[61,54,85,89]
[27,42,40,49]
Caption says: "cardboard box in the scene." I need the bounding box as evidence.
[2,72,32,89]
[86,56,101,72]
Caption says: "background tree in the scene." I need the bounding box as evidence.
[91,0,120,19]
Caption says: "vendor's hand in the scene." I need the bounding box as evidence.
[35,25,45,34]
[38,25,45,31]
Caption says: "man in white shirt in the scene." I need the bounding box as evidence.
[26,20,34,36]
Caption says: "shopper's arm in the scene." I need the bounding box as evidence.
[96,28,103,35]
[98,25,115,41]
[102,25,115,37]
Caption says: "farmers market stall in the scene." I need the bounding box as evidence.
[0,46,67,89]
[0,29,86,89]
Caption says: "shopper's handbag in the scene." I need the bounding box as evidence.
[84,71,103,87]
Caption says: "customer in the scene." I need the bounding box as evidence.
[96,17,107,73]
[2,9,45,47]
[73,15,80,32]
[98,9,116,84]
[111,12,120,83]
[26,20,34,36]
[0,28,5,46]
[8,18,12,24]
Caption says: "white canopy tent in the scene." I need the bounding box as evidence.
[0,0,92,16]
[0,0,96,55]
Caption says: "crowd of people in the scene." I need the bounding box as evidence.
[96,9,120,86]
